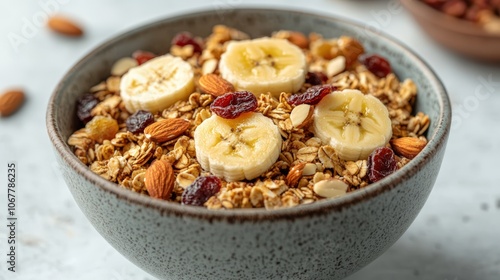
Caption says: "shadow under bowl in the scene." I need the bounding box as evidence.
[46,7,451,280]
[401,0,500,62]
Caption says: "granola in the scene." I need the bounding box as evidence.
[68,25,429,209]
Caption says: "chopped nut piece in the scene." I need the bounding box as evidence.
[286,162,306,187]
[111,57,138,76]
[313,179,348,198]
[302,163,317,176]
[326,56,346,77]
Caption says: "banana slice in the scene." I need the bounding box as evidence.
[120,54,195,113]
[219,37,307,97]
[313,89,392,161]
[194,112,282,182]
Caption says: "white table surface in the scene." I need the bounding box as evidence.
[0,0,499,279]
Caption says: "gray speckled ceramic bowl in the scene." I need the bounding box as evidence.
[47,7,451,280]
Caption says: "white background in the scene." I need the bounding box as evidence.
[0,0,499,279]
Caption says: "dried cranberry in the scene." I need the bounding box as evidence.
[210,91,258,119]
[305,71,328,85]
[360,54,392,78]
[171,32,202,54]
[422,0,446,9]
[77,93,99,124]
[132,50,156,65]
[182,176,222,206]
[126,110,154,134]
[287,85,337,106]
[367,147,398,183]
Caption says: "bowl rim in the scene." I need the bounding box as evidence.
[400,0,500,38]
[46,6,451,222]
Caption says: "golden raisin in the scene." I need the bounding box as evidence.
[85,116,119,143]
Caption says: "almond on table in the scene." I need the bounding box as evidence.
[66,25,430,209]
[0,89,25,117]
[47,15,84,37]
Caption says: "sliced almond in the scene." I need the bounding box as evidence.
[198,74,234,97]
[145,160,175,200]
[302,163,317,176]
[290,104,314,129]
[326,56,346,77]
[90,82,107,93]
[313,179,348,198]
[0,89,25,117]
[111,57,138,76]
[144,118,190,143]
[202,58,218,75]
[47,15,83,37]
[390,137,427,159]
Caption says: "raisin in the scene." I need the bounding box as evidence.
[126,110,154,134]
[210,91,257,119]
[132,50,156,65]
[360,54,392,78]
[171,32,202,54]
[287,85,337,106]
[367,147,398,183]
[305,71,328,85]
[85,116,119,144]
[77,93,99,124]
[182,176,222,206]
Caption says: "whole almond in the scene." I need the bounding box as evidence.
[286,162,306,187]
[47,15,83,37]
[338,36,364,67]
[145,160,175,200]
[198,74,234,97]
[390,137,427,159]
[144,118,190,143]
[287,31,309,49]
[290,104,314,129]
[0,90,25,117]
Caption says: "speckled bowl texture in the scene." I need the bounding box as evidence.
[47,8,451,280]
[401,0,500,62]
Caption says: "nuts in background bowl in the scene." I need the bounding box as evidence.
[422,0,500,32]
[402,0,500,61]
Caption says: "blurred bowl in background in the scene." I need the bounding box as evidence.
[401,0,500,62]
